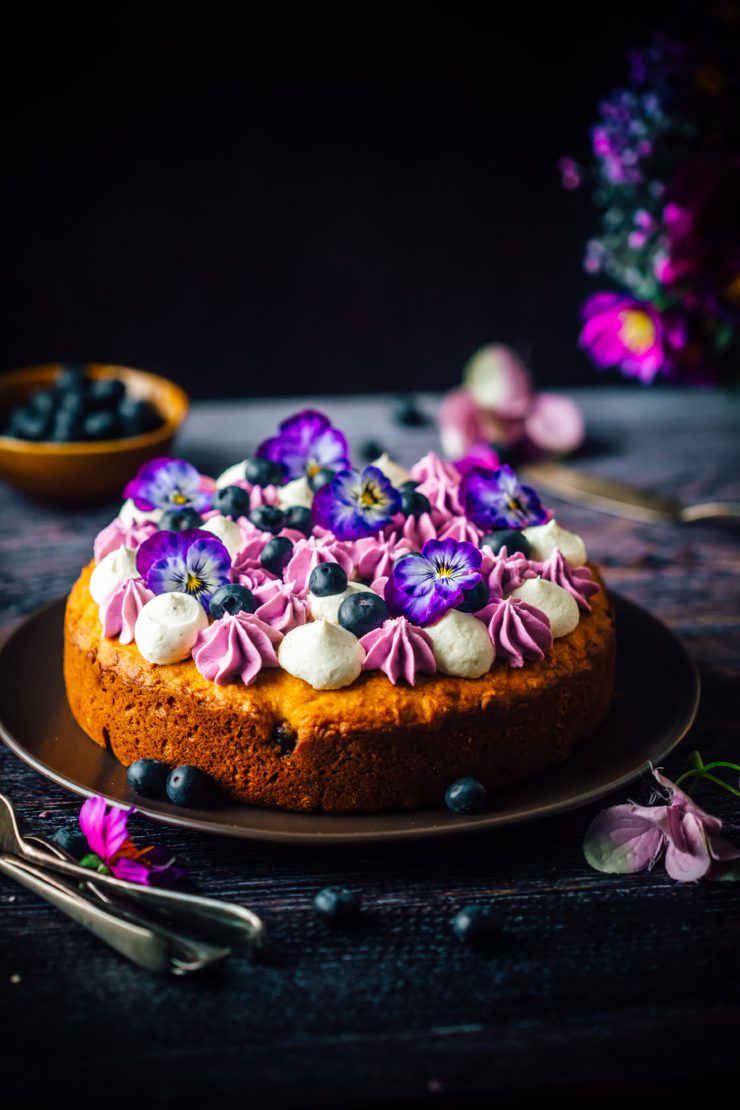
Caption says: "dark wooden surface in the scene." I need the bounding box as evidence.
[1,389,739,1109]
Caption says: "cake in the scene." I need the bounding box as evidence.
[64,409,615,813]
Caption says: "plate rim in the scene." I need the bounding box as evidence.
[0,594,700,844]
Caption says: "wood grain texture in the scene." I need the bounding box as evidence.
[1,388,739,1108]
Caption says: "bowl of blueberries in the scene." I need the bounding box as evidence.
[0,362,189,500]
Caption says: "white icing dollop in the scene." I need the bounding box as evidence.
[510,577,579,638]
[216,460,248,489]
[523,519,587,567]
[277,476,314,510]
[370,453,412,488]
[425,609,494,678]
[308,581,367,625]
[278,620,364,690]
[134,592,208,664]
[89,546,138,604]
[118,498,163,526]
[201,514,243,560]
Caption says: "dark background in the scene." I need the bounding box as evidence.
[1,5,703,399]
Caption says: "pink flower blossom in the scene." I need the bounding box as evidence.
[79,796,185,886]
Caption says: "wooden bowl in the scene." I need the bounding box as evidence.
[0,363,189,501]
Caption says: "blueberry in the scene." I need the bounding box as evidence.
[29,389,58,418]
[159,507,202,532]
[50,825,89,860]
[56,364,86,395]
[338,591,389,637]
[260,536,293,577]
[456,581,489,613]
[401,488,431,518]
[209,583,257,619]
[284,506,313,536]
[481,529,532,558]
[313,886,361,925]
[445,777,488,814]
[308,467,335,492]
[399,480,420,492]
[359,439,384,463]
[10,410,48,441]
[451,904,499,948]
[83,410,119,440]
[166,765,215,808]
[249,505,285,534]
[119,397,161,436]
[126,757,170,799]
[213,485,252,520]
[393,394,427,427]
[88,378,126,408]
[50,408,83,442]
[244,457,286,487]
[308,562,348,597]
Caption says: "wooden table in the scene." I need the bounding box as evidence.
[1,389,739,1108]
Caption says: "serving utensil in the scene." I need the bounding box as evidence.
[523,462,740,525]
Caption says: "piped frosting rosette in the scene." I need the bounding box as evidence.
[192,612,282,686]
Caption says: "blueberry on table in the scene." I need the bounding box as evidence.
[159,507,203,532]
[213,485,252,520]
[401,488,431,518]
[284,505,313,536]
[260,536,293,577]
[358,439,385,462]
[50,825,89,860]
[249,505,286,534]
[209,583,257,619]
[392,394,427,427]
[244,457,286,487]
[481,529,532,558]
[308,467,335,492]
[313,886,361,925]
[166,765,215,808]
[444,777,488,814]
[451,904,499,948]
[456,580,489,613]
[126,757,170,799]
[308,562,348,596]
[338,591,389,637]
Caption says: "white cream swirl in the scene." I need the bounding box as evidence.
[134,593,208,664]
[201,513,244,560]
[510,577,579,638]
[118,498,163,526]
[216,460,248,489]
[522,519,587,567]
[308,581,367,625]
[89,545,138,604]
[278,620,364,690]
[425,609,494,677]
[370,452,412,487]
[277,476,314,510]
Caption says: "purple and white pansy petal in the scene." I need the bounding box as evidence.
[136,529,231,612]
[385,539,482,626]
[124,457,212,513]
[459,464,548,531]
[312,465,402,541]
[256,409,350,481]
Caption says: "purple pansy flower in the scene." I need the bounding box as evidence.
[579,292,687,383]
[385,538,482,626]
[124,457,212,513]
[312,465,402,541]
[79,796,186,886]
[256,409,350,481]
[459,465,547,531]
[136,529,231,612]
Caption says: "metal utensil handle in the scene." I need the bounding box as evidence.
[680,501,740,523]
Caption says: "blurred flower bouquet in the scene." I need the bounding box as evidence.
[561,29,740,384]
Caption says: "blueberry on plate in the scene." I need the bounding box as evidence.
[50,824,89,860]
[260,536,293,577]
[166,765,215,808]
[451,904,499,948]
[308,562,348,597]
[444,777,488,814]
[401,487,432,518]
[213,485,252,520]
[481,529,532,558]
[284,505,313,536]
[159,507,202,532]
[209,583,257,619]
[244,457,286,487]
[249,505,285,534]
[338,591,389,637]
[308,467,335,492]
[313,886,361,925]
[456,580,489,613]
[126,757,170,799]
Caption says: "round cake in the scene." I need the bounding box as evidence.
[64,409,615,813]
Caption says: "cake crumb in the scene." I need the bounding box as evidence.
[10,974,22,984]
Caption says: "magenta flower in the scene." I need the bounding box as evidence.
[123,457,212,513]
[79,796,186,886]
[312,465,402,541]
[256,409,350,481]
[459,464,547,531]
[580,292,687,383]
[583,769,740,883]
[136,529,231,612]
[385,538,482,626]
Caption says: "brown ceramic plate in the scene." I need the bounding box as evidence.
[0,594,699,844]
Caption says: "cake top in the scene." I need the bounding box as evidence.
[89,408,598,690]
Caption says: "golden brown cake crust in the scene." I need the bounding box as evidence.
[64,561,616,812]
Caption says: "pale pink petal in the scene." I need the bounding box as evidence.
[583,803,666,873]
[663,810,713,882]
[524,393,585,455]
[78,796,108,859]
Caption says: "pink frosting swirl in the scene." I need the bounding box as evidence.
[94,518,157,563]
[436,514,483,545]
[354,530,414,581]
[99,577,154,644]
[535,547,600,612]
[285,536,356,594]
[253,579,310,632]
[414,475,463,525]
[192,612,282,686]
[360,617,436,685]
[476,597,552,668]
[410,451,460,485]
[480,546,537,598]
[385,511,437,550]
[231,536,270,579]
